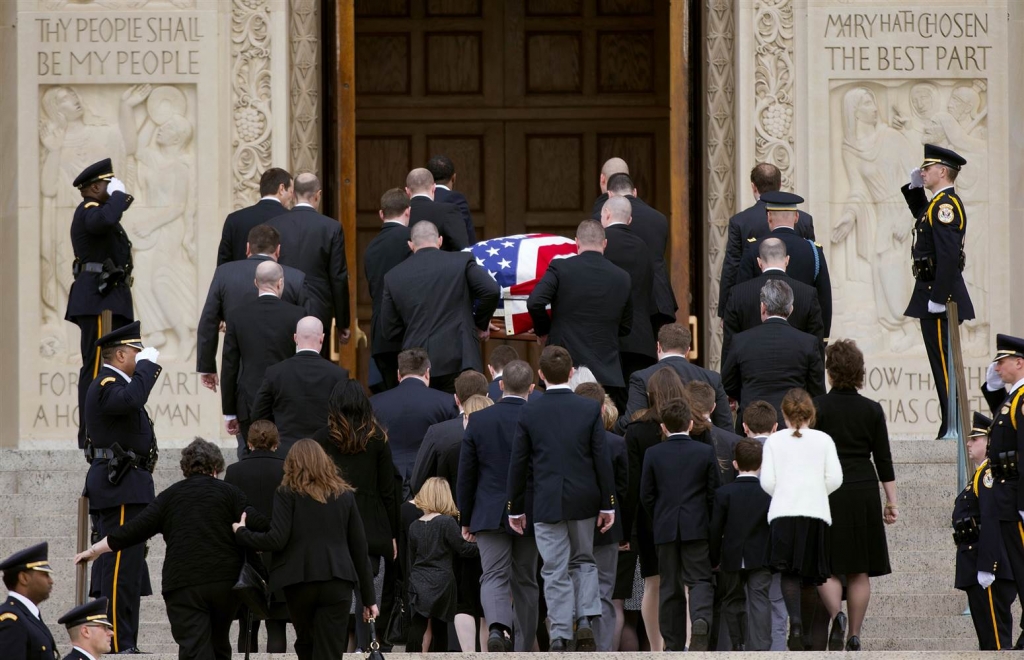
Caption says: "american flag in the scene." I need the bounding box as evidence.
[465,233,577,334]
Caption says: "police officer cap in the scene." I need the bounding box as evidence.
[72,158,116,189]
[57,597,112,629]
[760,191,804,211]
[993,333,1024,362]
[969,412,992,437]
[95,321,145,351]
[0,542,53,575]
[921,144,966,171]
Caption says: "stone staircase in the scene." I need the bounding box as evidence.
[0,439,1002,657]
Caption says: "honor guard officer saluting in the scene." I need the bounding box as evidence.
[900,144,973,439]
[0,542,58,660]
[66,158,135,449]
[57,598,114,660]
[82,322,162,654]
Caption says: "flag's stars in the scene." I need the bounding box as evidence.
[498,258,512,269]
[501,241,515,248]
[486,247,500,257]
[476,257,485,266]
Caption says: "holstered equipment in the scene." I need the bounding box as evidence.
[952,515,980,546]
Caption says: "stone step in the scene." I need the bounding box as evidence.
[890,550,954,573]
[859,614,973,638]
[861,637,980,651]
[870,572,959,594]
[889,439,958,464]
[1,470,183,495]
[0,449,236,472]
[868,593,970,617]
[891,463,959,486]
[894,485,961,508]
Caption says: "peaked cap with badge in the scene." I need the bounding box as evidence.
[57,597,112,630]
[0,543,59,660]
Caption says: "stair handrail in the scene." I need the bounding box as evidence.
[939,302,971,494]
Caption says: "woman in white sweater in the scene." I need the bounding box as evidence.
[761,388,844,651]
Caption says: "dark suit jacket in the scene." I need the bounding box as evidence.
[618,355,732,433]
[640,433,720,544]
[0,595,58,660]
[224,450,285,519]
[527,251,632,388]
[196,255,308,373]
[364,222,411,357]
[221,295,306,420]
[434,185,475,244]
[595,430,629,546]
[507,389,615,523]
[66,190,134,321]
[217,198,289,265]
[813,389,895,484]
[694,425,741,485]
[486,376,543,403]
[370,378,459,486]
[268,205,349,330]
[708,475,771,570]
[381,247,500,376]
[250,351,350,448]
[722,270,824,366]
[718,200,815,316]
[721,318,825,426]
[408,195,469,251]
[409,417,465,497]
[604,224,657,358]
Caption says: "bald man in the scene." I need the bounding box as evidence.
[221,260,307,456]
[406,167,468,251]
[590,157,630,215]
[251,316,350,453]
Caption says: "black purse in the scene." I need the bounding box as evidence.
[232,559,270,619]
[383,586,405,647]
[366,616,386,660]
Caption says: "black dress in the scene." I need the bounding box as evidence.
[406,514,479,621]
[624,419,662,577]
[814,389,894,577]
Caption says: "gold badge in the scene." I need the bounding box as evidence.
[984,469,995,489]
[1003,405,1011,415]
[937,204,955,224]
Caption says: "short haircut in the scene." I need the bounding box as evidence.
[760,279,794,318]
[259,167,293,196]
[293,172,322,199]
[606,172,634,195]
[946,165,959,183]
[247,420,280,451]
[734,438,763,471]
[601,196,632,224]
[488,345,519,371]
[781,388,816,436]
[247,224,281,255]
[758,237,787,263]
[502,360,534,395]
[100,345,122,363]
[255,260,284,287]
[743,400,778,434]
[380,187,411,219]
[576,219,605,248]
[398,348,430,376]
[539,345,573,385]
[179,437,226,478]
[658,323,692,353]
[455,370,489,402]
[574,381,606,404]
[463,394,493,416]
[406,167,434,193]
[685,380,716,415]
[750,162,781,194]
[2,570,19,590]
[426,154,456,183]
[410,220,439,246]
[660,398,693,433]
[825,339,866,390]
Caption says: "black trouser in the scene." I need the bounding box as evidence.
[95,503,148,652]
[656,540,714,651]
[237,609,288,653]
[1000,520,1024,606]
[73,313,130,448]
[407,612,449,652]
[710,569,744,650]
[965,581,1016,650]
[164,580,238,660]
[284,578,353,660]
[919,317,952,438]
[430,372,459,395]
[372,353,400,393]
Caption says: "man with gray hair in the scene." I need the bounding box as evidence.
[721,278,825,429]
[406,167,468,251]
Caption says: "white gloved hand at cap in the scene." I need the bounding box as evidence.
[987,363,1004,391]
[927,300,946,314]
[977,571,996,589]
[107,177,126,195]
[136,346,160,364]
[909,168,924,189]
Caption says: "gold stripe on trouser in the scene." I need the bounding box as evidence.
[1018,522,1024,549]
[987,586,1001,650]
[937,320,948,395]
[112,504,124,652]
[92,316,103,378]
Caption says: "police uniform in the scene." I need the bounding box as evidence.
[82,322,161,653]
[57,598,112,660]
[954,413,1015,650]
[900,144,974,438]
[0,543,59,660]
[66,158,136,449]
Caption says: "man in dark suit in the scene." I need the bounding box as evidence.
[589,156,629,217]
[0,543,58,660]
[58,597,115,660]
[506,347,616,652]
[722,280,825,429]
[405,168,468,251]
[381,221,500,394]
[66,158,136,448]
[197,224,308,391]
[618,323,732,433]
[427,154,475,244]
[250,317,350,454]
[217,167,293,265]
[722,238,825,366]
[82,322,161,653]
[268,173,350,356]
[365,189,412,392]
[221,261,306,457]
[486,345,543,403]
[371,348,460,496]
[459,360,540,652]
[527,220,632,405]
[718,163,815,316]
[600,196,658,397]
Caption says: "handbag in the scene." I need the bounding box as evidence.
[383,586,405,647]
[366,616,386,660]
[232,559,270,620]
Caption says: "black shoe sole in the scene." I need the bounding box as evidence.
[829,612,848,651]
[487,637,509,652]
[689,619,709,652]
[575,626,596,652]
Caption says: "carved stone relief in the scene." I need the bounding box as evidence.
[289,0,320,174]
[231,0,274,210]
[753,0,796,192]
[41,0,196,8]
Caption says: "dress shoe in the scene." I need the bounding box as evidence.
[116,649,149,655]
[688,618,710,652]
[549,638,569,652]
[828,611,848,651]
[574,617,596,652]
[787,622,804,651]
[488,629,513,652]
[845,635,861,651]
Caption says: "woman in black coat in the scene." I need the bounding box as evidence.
[813,339,898,651]
[74,438,268,660]
[234,439,378,660]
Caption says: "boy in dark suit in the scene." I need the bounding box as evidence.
[640,397,720,651]
[709,439,773,651]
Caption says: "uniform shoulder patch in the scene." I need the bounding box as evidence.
[746,237,757,242]
[0,612,18,622]
[100,377,116,386]
[984,469,995,489]
[84,202,99,209]
[937,203,955,224]
[814,242,823,248]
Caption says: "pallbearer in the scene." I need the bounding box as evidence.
[57,598,113,660]
[0,542,58,660]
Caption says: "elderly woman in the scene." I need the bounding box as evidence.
[74,438,267,660]
[813,339,897,651]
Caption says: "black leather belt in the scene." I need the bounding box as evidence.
[84,447,116,460]
[73,261,106,277]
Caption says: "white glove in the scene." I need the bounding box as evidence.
[136,347,160,364]
[987,363,1004,391]
[927,300,946,314]
[909,168,924,189]
[1019,510,1024,525]
[107,177,126,195]
[977,571,996,589]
